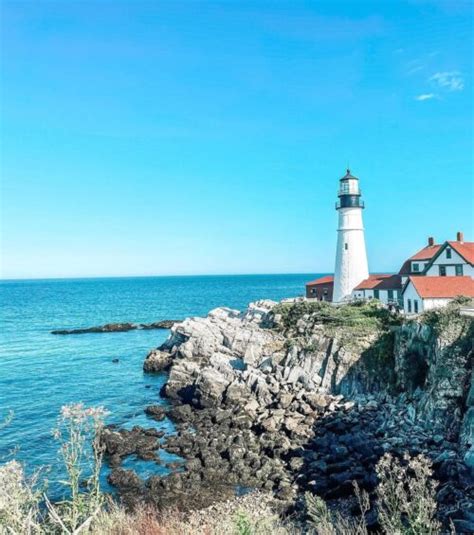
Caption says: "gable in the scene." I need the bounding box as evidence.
[424,240,474,273]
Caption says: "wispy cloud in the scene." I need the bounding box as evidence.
[407,64,424,75]
[430,71,464,91]
[415,93,436,101]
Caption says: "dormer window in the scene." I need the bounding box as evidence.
[446,248,452,259]
[412,263,419,272]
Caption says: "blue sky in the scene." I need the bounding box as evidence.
[1,0,472,279]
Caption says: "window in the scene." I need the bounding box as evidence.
[388,290,394,300]
[439,265,446,276]
[414,300,419,313]
[446,248,452,259]
[407,299,412,313]
[344,243,348,250]
[412,263,419,272]
[374,289,380,299]
[311,288,316,294]
[455,265,463,276]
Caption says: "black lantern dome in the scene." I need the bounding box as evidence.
[336,169,365,210]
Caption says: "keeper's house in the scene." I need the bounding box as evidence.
[351,274,402,306]
[403,276,474,314]
[306,232,474,313]
[305,275,334,301]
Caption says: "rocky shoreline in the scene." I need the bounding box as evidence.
[104,299,474,532]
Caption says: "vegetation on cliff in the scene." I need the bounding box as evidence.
[272,300,401,334]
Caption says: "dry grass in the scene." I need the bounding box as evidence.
[91,497,295,535]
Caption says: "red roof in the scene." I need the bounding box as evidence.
[354,274,402,290]
[408,276,474,299]
[306,275,334,287]
[447,241,474,265]
[399,244,441,274]
[409,244,442,261]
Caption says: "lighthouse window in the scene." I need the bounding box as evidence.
[344,243,348,250]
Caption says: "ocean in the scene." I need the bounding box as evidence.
[0,274,317,496]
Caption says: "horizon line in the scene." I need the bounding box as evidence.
[0,272,328,283]
[0,271,401,283]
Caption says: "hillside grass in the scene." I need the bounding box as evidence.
[273,300,401,334]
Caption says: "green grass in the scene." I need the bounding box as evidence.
[273,300,401,335]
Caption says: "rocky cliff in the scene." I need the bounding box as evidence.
[146,300,472,438]
[111,299,473,530]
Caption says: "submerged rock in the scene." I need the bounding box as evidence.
[51,320,180,335]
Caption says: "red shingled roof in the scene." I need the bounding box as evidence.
[354,274,402,290]
[306,275,334,287]
[447,241,474,265]
[409,244,442,261]
[399,244,441,274]
[408,276,474,299]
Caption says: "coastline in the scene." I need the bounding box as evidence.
[102,298,474,531]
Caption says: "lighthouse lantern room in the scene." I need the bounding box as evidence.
[332,169,369,302]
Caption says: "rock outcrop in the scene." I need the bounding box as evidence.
[111,299,473,528]
[52,320,178,335]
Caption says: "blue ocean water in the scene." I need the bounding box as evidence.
[0,274,315,495]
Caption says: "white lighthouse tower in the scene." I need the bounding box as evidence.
[332,169,369,303]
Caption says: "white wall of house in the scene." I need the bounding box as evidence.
[352,288,401,304]
[410,261,429,274]
[403,281,455,314]
[425,247,474,277]
[423,298,452,311]
[402,282,424,314]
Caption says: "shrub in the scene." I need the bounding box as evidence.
[376,453,441,535]
[0,403,108,535]
[0,460,43,534]
[305,453,440,535]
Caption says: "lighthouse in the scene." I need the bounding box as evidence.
[332,169,369,303]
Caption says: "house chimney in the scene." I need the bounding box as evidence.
[428,236,434,246]
[457,231,464,243]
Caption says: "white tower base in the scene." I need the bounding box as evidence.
[333,208,369,303]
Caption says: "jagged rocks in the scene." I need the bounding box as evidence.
[143,349,175,372]
[116,299,474,524]
[101,426,163,466]
[144,405,167,421]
